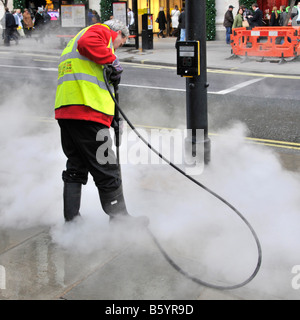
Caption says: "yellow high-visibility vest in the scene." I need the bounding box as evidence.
[55,24,115,116]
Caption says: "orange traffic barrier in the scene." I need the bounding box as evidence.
[230,26,300,61]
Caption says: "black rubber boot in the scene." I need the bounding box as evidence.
[99,186,149,228]
[63,182,82,222]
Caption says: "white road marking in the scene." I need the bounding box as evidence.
[0,64,57,72]
[119,83,186,92]
[0,63,264,94]
[119,78,264,95]
[213,78,264,95]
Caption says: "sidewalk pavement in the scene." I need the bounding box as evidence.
[120,36,300,76]
[0,34,299,301]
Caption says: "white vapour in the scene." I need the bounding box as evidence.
[0,92,300,298]
[128,122,300,298]
[0,97,62,228]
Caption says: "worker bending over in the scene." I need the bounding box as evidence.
[55,19,149,227]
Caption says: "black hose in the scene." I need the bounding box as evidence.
[104,68,262,290]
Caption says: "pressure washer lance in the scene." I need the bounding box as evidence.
[104,66,262,290]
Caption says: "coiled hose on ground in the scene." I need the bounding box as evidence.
[103,67,262,290]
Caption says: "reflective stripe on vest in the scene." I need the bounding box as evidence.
[55,24,115,116]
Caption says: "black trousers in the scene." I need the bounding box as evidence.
[58,119,122,193]
[4,27,16,45]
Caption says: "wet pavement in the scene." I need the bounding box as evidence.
[1,156,300,300]
[0,33,300,301]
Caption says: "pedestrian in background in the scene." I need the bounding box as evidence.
[16,9,23,27]
[34,7,45,42]
[156,7,167,38]
[29,1,36,16]
[270,6,280,26]
[92,10,100,24]
[4,7,18,46]
[240,4,251,22]
[232,7,244,29]
[170,5,180,37]
[23,8,34,37]
[0,11,5,41]
[247,3,263,28]
[43,8,51,36]
[178,7,185,41]
[87,9,93,26]
[223,5,234,44]
[291,1,300,26]
[127,8,135,34]
[13,9,24,38]
[279,5,288,26]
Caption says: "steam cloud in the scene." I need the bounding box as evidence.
[0,88,299,299]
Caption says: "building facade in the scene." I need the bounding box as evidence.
[0,0,297,39]
[107,0,296,39]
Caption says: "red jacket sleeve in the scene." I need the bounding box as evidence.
[77,24,118,65]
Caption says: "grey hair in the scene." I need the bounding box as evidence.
[103,19,129,38]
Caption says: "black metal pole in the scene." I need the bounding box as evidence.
[132,0,139,49]
[186,0,210,165]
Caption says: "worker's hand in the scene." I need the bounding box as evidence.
[105,57,123,86]
[112,117,124,147]
[112,57,123,74]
